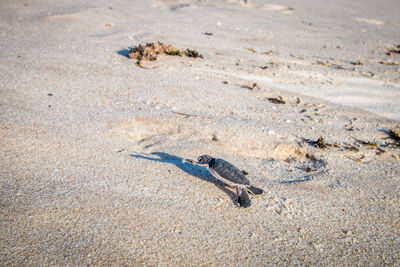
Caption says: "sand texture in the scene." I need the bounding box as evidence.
[1,0,400,265]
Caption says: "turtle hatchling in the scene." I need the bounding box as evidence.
[187,155,264,208]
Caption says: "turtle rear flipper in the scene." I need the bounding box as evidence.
[248,185,263,195]
[237,186,251,208]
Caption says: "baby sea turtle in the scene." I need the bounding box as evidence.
[186,155,264,208]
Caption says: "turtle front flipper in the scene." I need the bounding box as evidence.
[237,185,251,208]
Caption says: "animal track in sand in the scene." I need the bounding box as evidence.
[106,116,274,157]
[106,116,324,166]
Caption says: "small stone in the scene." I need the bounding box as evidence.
[267,129,275,135]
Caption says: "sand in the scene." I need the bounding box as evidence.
[1,0,399,265]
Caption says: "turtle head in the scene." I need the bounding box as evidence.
[197,155,213,164]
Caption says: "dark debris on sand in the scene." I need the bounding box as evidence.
[389,126,400,142]
[128,41,203,67]
[313,136,330,149]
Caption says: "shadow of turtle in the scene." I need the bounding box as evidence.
[130,152,238,205]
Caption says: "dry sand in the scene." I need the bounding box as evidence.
[1,0,400,265]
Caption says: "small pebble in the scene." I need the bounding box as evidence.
[267,129,275,135]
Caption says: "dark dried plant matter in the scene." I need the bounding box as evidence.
[267,96,286,104]
[314,136,329,149]
[388,44,400,54]
[389,126,400,142]
[128,42,203,67]
[240,82,259,90]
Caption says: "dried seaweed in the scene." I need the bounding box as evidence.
[267,96,285,104]
[245,47,256,53]
[376,147,386,155]
[346,146,360,152]
[379,60,399,66]
[313,136,330,149]
[350,60,363,66]
[239,83,259,90]
[172,111,211,119]
[305,167,314,172]
[389,127,400,142]
[388,45,400,54]
[359,140,378,147]
[185,49,203,58]
[128,41,203,67]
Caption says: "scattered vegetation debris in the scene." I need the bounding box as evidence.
[347,154,366,163]
[263,50,274,55]
[185,49,203,58]
[316,60,346,70]
[47,93,53,96]
[222,81,228,84]
[312,136,330,149]
[239,82,259,90]
[305,167,314,172]
[316,60,329,66]
[245,47,256,53]
[346,146,360,152]
[358,71,375,77]
[184,158,195,164]
[211,134,218,142]
[290,54,304,59]
[388,45,400,54]
[332,142,341,148]
[260,61,280,70]
[350,60,363,65]
[203,32,213,36]
[172,111,211,119]
[376,147,386,155]
[128,42,203,67]
[105,23,112,28]
[379,60,399,66]
[267,96,286,104]
[359,140,378,147]
[389,126,400,142]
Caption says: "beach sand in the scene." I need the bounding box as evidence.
[1,0,399,265]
